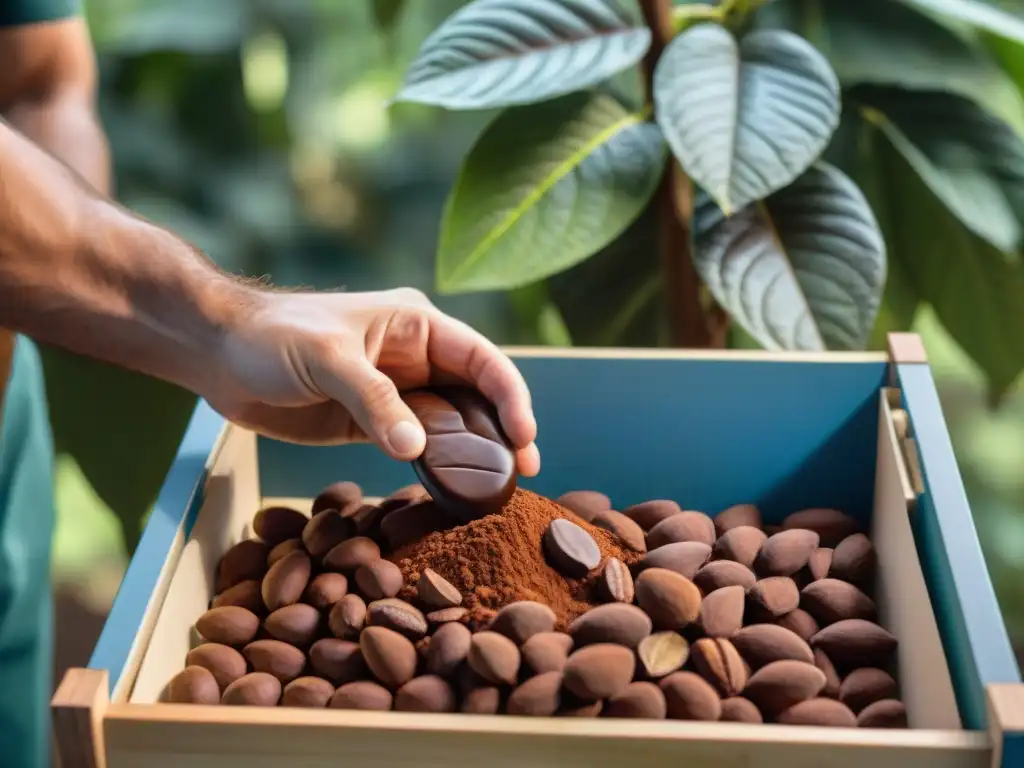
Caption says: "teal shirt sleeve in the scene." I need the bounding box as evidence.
[0,0,80,27]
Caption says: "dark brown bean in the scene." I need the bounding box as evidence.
[329,593,367,640]
[599,558,634,603]
[360,626,418,690]
[592,510,646,553]
[164,666,220,704]
[303,572,349,611]
[557,490,611,522]
[659,671,721,721]
[713,504,762,536]
[264,603,321,647]
[604,682,667,719]
[195,606,260,647]
[417,568,463,608]
[323,537,381,573]
[490,601,556,645]
[186,643,247,691]
[355,559,403,600]
[253,506,308,546]
[395,675,456,713]
[543,519,601,577]
[221,672,281,706]
[330,681,393,711]
[622,499,681,531]
[282,676,335,708]
[367,598,428,639]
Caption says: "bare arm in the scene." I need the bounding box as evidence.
[0,118,251,396]
[0,16,110,193]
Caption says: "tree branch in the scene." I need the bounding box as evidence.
[639,0,718,348]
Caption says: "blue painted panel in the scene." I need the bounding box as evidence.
[260,356,888,524]
[87,401,224,694]
[897,363,1022,733]
[1003,733,1024,768]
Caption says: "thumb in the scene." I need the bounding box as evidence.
[317,358,426,460]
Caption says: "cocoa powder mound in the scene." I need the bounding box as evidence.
[392,489,641,628]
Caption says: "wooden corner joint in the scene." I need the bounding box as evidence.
[986,683,1024,768]
[887,333,928,365]
[51,668,109,768]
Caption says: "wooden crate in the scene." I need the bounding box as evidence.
[53,335,1024,767]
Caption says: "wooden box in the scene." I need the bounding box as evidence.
[53,334,1024,768]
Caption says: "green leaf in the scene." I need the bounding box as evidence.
[870,130,1024,399]
[851,86,1024,252]
[897,0,1024,44]
[548,206,665,347]
[371,0,406,32]
[757,0,1024,134]
[437,91,666,293]
[693,162,886,350]
[394,0,652,110]
[825,111,923,348]
[654,24,840,214]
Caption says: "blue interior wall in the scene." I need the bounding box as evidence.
[258,356,889,524]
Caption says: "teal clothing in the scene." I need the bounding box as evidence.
[0,0,77,26]
[1,5,82,766]
[0,338,55,768]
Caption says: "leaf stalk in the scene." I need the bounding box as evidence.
[640,0,720,348]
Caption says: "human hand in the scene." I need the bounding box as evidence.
[205,287,540,477]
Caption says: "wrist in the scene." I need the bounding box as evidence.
[81,199,263,396]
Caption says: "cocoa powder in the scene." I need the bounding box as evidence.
[393,489,640,628]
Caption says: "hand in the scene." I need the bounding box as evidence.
[206,287,540,477]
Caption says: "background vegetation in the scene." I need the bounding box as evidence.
[49,0,1024,670]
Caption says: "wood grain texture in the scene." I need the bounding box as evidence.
[51,668,109,768]
[887,333,928,365]
[130,425,260,704]
[875,390,961,729]
[88,401,228,696]
[102,704,989,768]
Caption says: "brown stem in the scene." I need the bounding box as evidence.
[639,0,720,348]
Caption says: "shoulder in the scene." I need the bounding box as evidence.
[0,0,80,28]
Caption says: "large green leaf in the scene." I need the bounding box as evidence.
[871,134,1024,400]
[693,162,886,350]
[757,0,1024,133]
[850,86,1024,253]
[654,24,840,214]
[394,0,651,110]
[825,112,923,347]
[898,0,1024,44]
[437,91,666,293]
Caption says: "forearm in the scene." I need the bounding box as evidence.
[0,119,253,394]
[6,92,111,195]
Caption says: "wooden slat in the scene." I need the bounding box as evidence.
[103,705,989,768]
[52,668,110,768]
[987,684,1024,768]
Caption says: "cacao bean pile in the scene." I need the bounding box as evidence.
[161,481,907,727]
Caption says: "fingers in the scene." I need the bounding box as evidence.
[517,442,541,477]
[312,355,427,461]
[428,314,538,450]
[211,399,367,446]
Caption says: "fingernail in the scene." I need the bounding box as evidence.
[387,421,424,457]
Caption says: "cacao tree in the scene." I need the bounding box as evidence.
[390,0,1024,403]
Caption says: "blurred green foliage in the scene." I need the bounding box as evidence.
[50,0,1024,657]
